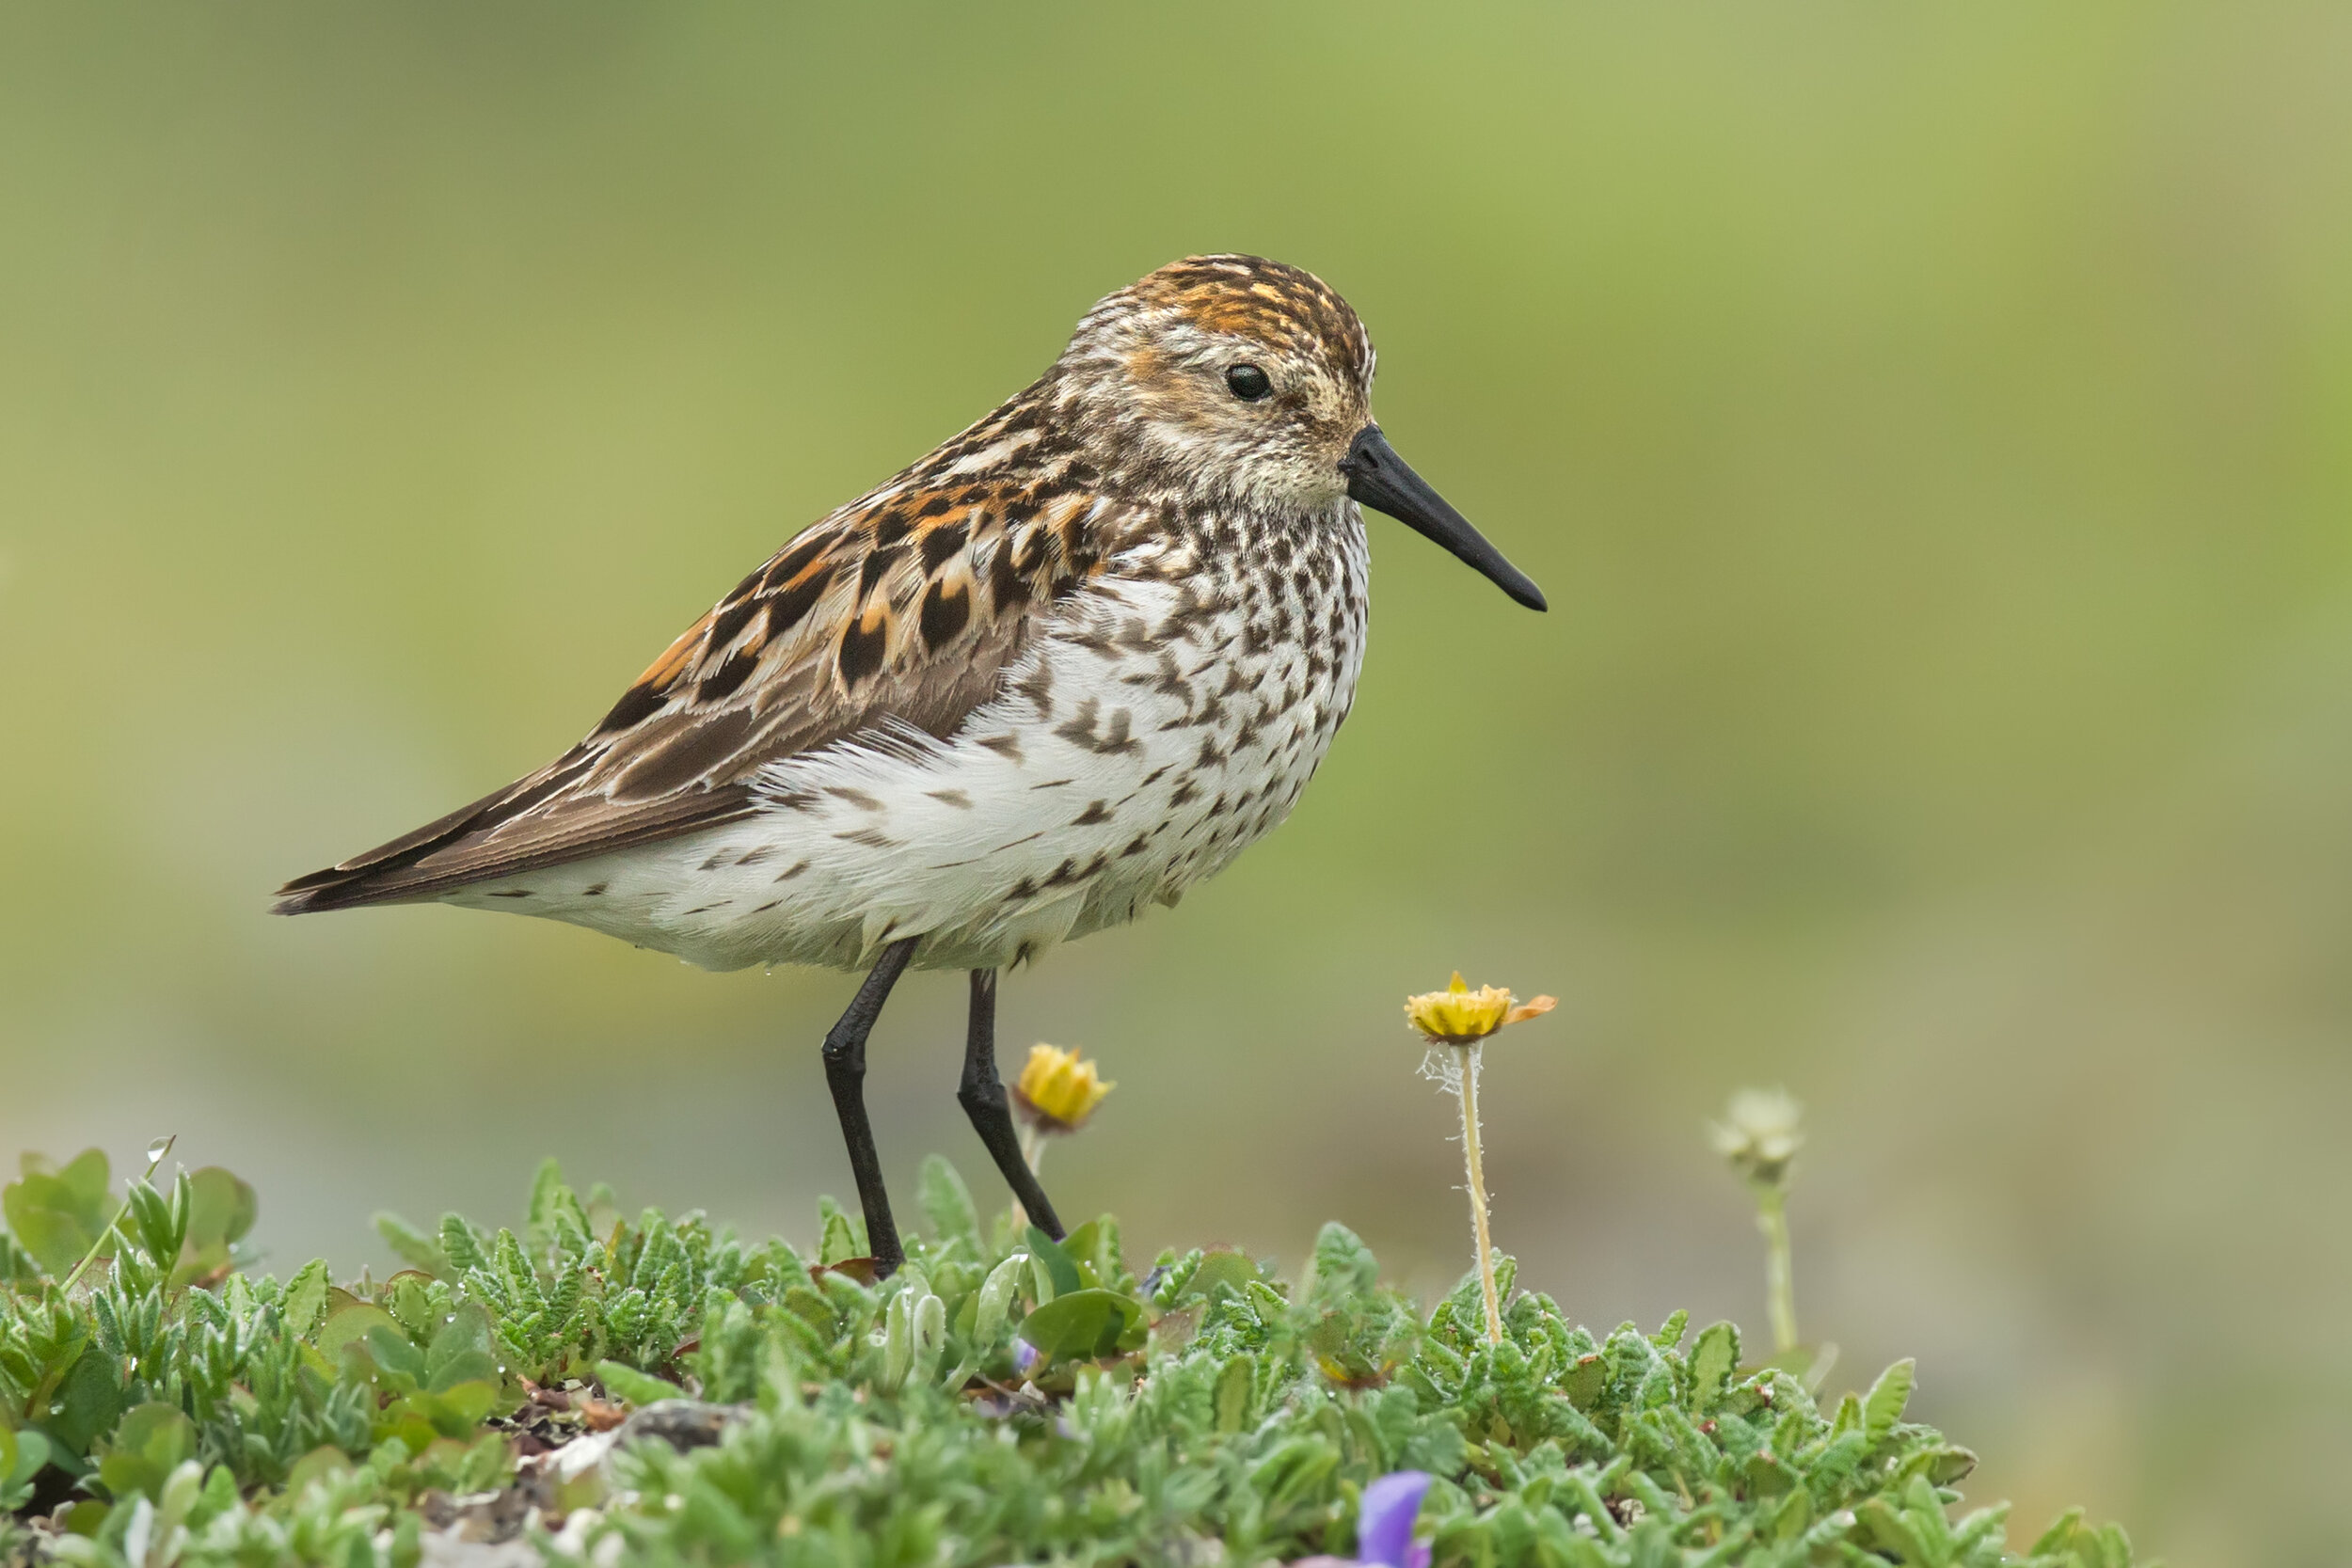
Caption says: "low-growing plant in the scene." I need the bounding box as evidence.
[0,1145,2142,1567]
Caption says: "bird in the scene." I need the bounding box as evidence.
[277,254,1546,1275]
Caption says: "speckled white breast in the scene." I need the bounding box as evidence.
[448,506,1370,971]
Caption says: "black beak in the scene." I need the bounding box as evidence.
[1338,426,1547,611]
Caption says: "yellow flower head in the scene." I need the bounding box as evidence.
[1709,1086,1804,1186]
[1404,972,1557,1046]
[1012,1044,1115,1132]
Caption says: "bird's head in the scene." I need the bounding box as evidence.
[1051,254,1545,610]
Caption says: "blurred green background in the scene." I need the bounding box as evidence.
[4,3,2348,1560]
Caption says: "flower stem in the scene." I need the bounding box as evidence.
[1454,1044,1503,1345]
[1754,1180,1797,1354]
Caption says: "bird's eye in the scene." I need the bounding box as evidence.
[1225,363,1272,402]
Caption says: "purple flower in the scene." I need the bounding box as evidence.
[1358,1471,1434,1568]
[1292,1470,1435,1568]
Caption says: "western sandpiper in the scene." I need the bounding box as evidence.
[278,255,1545,1273]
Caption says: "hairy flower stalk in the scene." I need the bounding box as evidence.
[1754,1179,1796,1354]
[1405,974,1554,1345]
[1711,1087,1804,1354]
[1452,1046,1502,1342]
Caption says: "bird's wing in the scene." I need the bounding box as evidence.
[276,474,1111,913]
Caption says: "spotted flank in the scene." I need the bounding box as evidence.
[277,254,1536,976]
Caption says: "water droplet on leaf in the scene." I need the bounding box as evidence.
[146,1136,172,1164]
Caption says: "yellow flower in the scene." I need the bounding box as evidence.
[1012,1044,1115,1132]
[1404,972,1556,1045]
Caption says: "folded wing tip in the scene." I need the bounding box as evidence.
[270,869,392,916]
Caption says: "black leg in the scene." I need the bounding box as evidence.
[955,968,1066,1239]
[821,936,919,1276]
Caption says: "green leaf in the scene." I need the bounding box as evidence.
[1854,1497,1931,1564]
[316,1302,400,1361]
[1740,1449,1793,1501]
[53,1499,108,1538]
[1016,1288,1144,1362]
[1062,1216,1126,1291]
[1751,1341,1838,1391]
[0,1426,49,1508]
[1435,1256,1517,1338]
[122,1178,185,1268]
[283,1446,353,1498]
[374,1213,450,1277]
[2029,1507,2087,1559]
[52,1149,113,1212]
[1865,1357,1916,1442]
[438,1213,490,1275]
[916,1156,981,1257]
[1688,1322,1740,1412]
[1895,1474,1956,1562]
[0,1230,40,1285]
[278,1259,334,1344]
[1930,1447,1979,1484]
[40,1338,128,1459]
[596,1359,686,1406]
[1306,1222,1378,1304]
[1894,1443,1980,1489]
[387,1274,437,1338]
[3,1164,113,1277]
[94,1402,195,1504]
[1649,1308,1690,1350]
[1562,1352,1607,1411]
[183,1167,256,1254]
[818,1199,860,1266]
[1213,1355,1255,1433]
[973,1253,1026,1343]
[366,1325,430,1391]
[1771,1487,1811,1541]
[1175,1250,1258,1305]
[389,1381,499,1440]
[426,1304,501,1393]
[278,1259,332,1338]
[1025,1226,1083,1298]
[527,1158,589,1256]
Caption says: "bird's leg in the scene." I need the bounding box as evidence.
[955,968,1066,1240]
[820,936,920,1276]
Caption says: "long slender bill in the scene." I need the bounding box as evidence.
[1339,425,1547,610]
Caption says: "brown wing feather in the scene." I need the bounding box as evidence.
[276,436,1108,913]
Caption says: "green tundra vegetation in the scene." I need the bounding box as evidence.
[0,1152,2137,1567]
